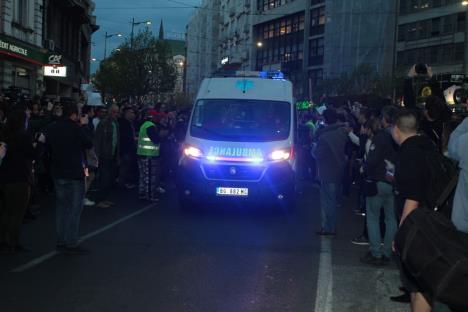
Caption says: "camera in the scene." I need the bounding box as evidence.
[415,63,428,76]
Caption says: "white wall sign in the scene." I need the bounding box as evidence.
[44,66,67,77]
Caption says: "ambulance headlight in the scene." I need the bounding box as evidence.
[184,146,203,158]
[269,149,291,161]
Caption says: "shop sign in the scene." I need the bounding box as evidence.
[0,38,29,57]
[0,34,48,65]
[48,54,62,65]
[44,65,67,77]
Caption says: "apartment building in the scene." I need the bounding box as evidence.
[396,0,468,75]
[185,0,221,96]
[218,0,255,71]
[253,0,397,99]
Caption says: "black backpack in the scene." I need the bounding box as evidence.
[395,150,467,310]
[395,209,468,311]
[424,149,459,217]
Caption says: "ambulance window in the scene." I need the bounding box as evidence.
[190,99,291,142]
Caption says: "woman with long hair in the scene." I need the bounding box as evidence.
[0,108,44,254]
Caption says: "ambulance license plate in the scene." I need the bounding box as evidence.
[216,187,249,196]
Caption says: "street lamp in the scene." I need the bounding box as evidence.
[257,41,263,47]
[130,18,152,48]
[462,1,468,6]
[104,32,123,59]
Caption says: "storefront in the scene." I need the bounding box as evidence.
[0,34,49,96]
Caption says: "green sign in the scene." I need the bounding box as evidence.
[0,34,48,65]
[296,100,312,110]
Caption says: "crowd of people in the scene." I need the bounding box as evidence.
[297,89,467,311]
[0,92,189,254]
[0,69,467,310]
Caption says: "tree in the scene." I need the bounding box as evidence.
[94,29,177,103]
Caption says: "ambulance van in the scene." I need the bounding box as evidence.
[177,71,296,210]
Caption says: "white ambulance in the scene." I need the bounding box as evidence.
[177,71,296,210]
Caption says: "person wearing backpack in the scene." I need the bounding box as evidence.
[391,110,465,312]
[448,117,468,234]
[391,110,438,312]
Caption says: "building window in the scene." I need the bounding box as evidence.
[442,15,454,34]
[14,0,29,27]
[457,13,466,32]
[308,69,323,87]
[310,6,326,36]
[400,0,461,15]
[14,67,31,90]
[397,43,465,66]
[310,0,324,5]
[255,12,305,67]
[309,38,324,65]
[257,0,294,12]
[431,18,440,37]
[257,12,305,41]
[399,13,463,42]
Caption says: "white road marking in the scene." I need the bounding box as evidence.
[11,204,154,273]
[314,237,333,312]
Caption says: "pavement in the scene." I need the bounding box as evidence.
[0,182,409,312]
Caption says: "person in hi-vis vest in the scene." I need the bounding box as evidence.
[137,110,169,202]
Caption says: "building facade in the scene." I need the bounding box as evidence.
[185,0,221,96]
[253,0,307,98]
[396,0,468,76]
[0,0,47,96]
[218,0,255,72]
[0,0,98,99]
[253,0,397,99]
[43,0,98,99]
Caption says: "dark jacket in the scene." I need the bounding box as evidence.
[118,117,136,156]
[0,132,43,184]
[45,119,93,180]
[420,119,443,151]
[314,124,349,183]
[94,117,120,159]
[395,135,436,204]
[365,128,398,182]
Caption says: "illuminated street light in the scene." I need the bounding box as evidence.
[257,42,263,47]
[131,18,152,48]
[462,1,468,6]
[104,32,123,59]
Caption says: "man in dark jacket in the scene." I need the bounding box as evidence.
[118,107,137,189]
[392,109,438,312]
[313,108,349,235]
[45,103,93,255]
[94,104,120,208]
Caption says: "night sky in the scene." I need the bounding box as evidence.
[91,0,200,72]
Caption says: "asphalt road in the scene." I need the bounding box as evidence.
[0,183,408,312]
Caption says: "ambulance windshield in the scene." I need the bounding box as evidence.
[190,99,291,142]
